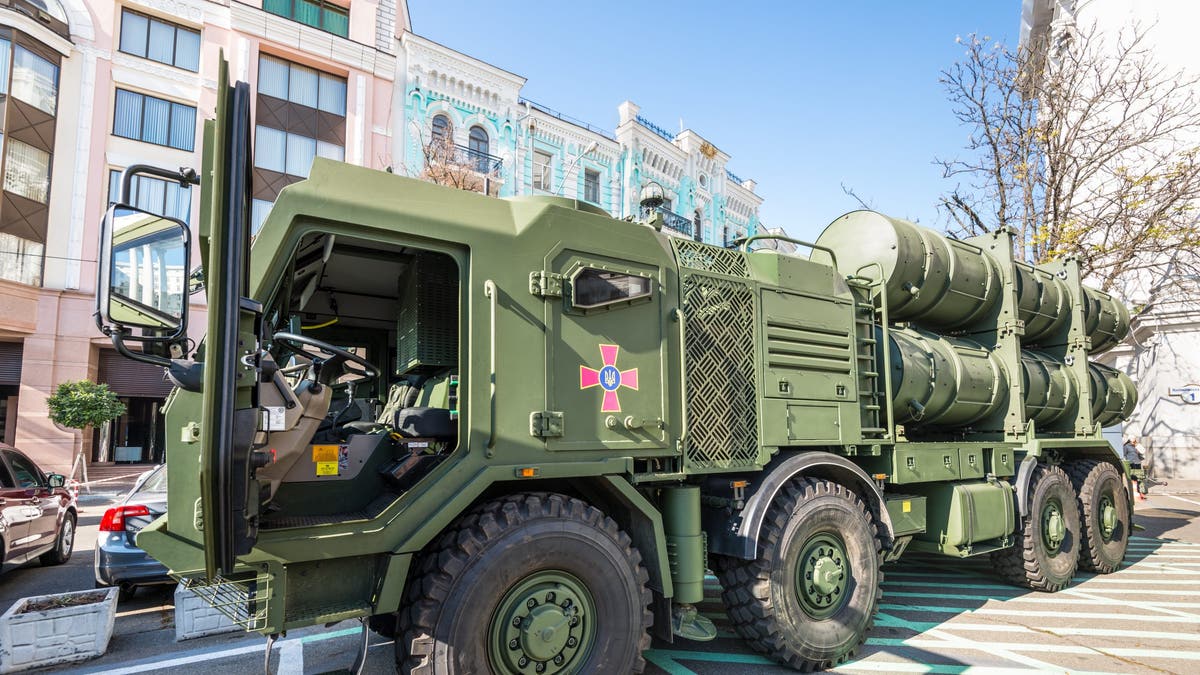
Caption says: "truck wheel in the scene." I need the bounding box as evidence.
[714,478,882,671]
[992,463,1081,591]
[396,493,652,674]
[1068,459,1129,573]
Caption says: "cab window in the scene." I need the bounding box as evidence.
[572,268,652,309]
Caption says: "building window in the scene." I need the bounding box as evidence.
[10,44,58,115]
[113,89,196,151]
[257,54,346,115]
[468,126,489,172]
[254,125,343,179]
[532,149,552,192]
[263,0,350,38]
[583,168,600,204]
[118,9,201,72]
[3,139,50,203]
[430,114,451,144]
[251,199,273,234]
[107,170,192,223]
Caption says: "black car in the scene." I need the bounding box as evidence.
[94,464,170,600]
[0,443,76,572]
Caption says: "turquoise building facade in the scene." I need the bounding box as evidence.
[397,32,763,247]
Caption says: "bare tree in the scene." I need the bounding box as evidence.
[420,131,501,197]
[937,21,1200,293]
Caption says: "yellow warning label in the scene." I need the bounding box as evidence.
[312,445,339,463]
[316,461,339,476]
[902,500,912,513]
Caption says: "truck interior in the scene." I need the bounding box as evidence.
[252,232,461,528]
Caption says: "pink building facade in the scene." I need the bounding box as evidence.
[0,0,405,474]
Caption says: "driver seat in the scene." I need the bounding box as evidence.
[255,373,332,501]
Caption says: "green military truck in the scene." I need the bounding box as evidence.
[96,65,1138,673]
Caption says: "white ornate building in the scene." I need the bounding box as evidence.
[1022,0,1200,478]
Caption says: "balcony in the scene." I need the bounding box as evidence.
[425,143,503,175]
[643,206,698,240]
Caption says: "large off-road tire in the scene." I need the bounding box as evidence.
[1068,459,1130,573]
[40,511,75,566]
[992,463,1081,591]
[396,492,652,674]
[714,478,883,672]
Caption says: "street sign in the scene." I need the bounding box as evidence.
[1169,384,1200,404]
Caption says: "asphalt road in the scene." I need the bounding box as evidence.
[2,491,1198,674]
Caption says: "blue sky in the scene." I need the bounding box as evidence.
[408,1,1019,241]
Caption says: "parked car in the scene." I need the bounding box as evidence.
[95,464,170,600]
[0,443,77,572]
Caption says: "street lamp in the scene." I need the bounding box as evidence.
[555,140,599,196]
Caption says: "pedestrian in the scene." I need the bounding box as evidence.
[1122,438,1145,465]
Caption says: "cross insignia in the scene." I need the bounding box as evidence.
[579,344,639,413]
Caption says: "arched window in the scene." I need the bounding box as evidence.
[468,126,489,172]
[431,114,451,144]
[693,209,703,242]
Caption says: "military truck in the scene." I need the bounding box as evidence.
[95,64,1138,673]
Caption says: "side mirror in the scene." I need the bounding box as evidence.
[98,204,190,336]
[47,474,66,488]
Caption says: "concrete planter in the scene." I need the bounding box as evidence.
[0,587,118,673]
[174,583,239,641]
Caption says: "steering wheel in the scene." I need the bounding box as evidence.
[271,332,380,385]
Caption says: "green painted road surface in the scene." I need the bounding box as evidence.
[29,494,1200,674]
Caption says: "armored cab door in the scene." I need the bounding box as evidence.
[542,250,668,452]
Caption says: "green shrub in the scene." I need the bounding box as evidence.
[46,380,126,430]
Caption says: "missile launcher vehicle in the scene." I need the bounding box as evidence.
[95,65,1139,673]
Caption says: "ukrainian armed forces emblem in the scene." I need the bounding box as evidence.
[579,344,639,413]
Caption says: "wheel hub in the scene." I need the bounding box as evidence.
[1098,494,1116,541]
[795,533,850,620]
[489,571,594,674]
[1042,499,1065,553]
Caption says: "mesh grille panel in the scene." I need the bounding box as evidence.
[682,274,759,469]
[672,239,750,278]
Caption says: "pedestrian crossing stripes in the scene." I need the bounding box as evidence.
[646,533,1200,674]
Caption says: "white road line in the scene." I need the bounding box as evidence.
[1062,587,1200,618]
[885,580,1197,595]
[1081,578,1200,585]
[278,639,303,673]
[873,613,1067,670]
[885,591,1200,608]
[87,644,264,674]
[878,604,1200,624]
[892,637,1200,661]
[1163,494,1200,508]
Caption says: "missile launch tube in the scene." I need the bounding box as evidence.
[816,211,1130,353]
[885,327,1136,430]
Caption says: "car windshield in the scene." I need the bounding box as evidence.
[132,465,167,496]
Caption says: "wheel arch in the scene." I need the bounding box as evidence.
[1016,446,1127,518]
[706,451,895,560]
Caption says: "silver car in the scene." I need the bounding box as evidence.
[94,464,170,600]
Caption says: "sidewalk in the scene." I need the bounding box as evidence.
[1149,478,1200,495]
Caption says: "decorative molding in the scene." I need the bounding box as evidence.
[65,49,97,290]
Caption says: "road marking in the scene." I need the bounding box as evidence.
[884,590,1200,607]
[872,637,1200,661]
[878,615,1200,641]
[883,579,1197,595]
[873,612,1065,670]
[278,639,303,673]
[83,627,361,674]
[878,603,1200,623]
[1163,494,1200,507]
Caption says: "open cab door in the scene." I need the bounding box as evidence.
[195,57,263,578]
[97,57,262,579]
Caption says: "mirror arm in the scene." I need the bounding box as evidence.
[110,326,172,368]
[120,165,200,204]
